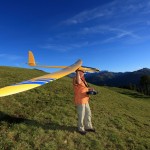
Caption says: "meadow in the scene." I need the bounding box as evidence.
[0,66,150,150]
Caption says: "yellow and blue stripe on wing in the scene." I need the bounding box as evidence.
[13,78,55,86]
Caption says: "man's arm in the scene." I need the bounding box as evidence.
[76,71,82,84]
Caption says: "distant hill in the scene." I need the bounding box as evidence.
[85,68,150,87]
[0,66,150,149]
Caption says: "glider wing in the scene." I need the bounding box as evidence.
[0,59,82,97]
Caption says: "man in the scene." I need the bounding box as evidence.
[73,69,95,135]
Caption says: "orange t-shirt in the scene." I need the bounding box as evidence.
[73,77,89,105]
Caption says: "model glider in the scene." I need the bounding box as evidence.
[0,59,82,97]
[28,51,99,72]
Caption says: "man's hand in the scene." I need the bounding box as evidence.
[88,87,94,91]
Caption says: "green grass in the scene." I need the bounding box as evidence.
[0,66,150,150]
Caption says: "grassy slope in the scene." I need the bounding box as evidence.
[0,66,150,150]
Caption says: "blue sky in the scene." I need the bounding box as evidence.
[0,0,150,72]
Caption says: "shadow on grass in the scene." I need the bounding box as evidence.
[0,111,77,133]
[119,91,150,99]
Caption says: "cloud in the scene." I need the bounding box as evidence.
[81,26,138,36]
[62,0,150,26]
[0,54,6,57]
[0,53,23,61]
[41,41,91,52]
[42,25,140,52]
[96,27,141,44]
[147,21,150,26]
[44,0,150,51]
[41,44,72,52]
[106,27,139,39]
[62,2,114,25]
[63,8,112,25]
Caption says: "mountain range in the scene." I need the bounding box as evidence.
[85,68,150,88]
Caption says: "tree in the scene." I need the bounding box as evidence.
[140,75,150,95]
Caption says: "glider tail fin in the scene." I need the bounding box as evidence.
[27,51,99,72]
[28,50,36,66]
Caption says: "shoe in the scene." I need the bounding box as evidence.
[85,128,96,132]
[78,131,87,135]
